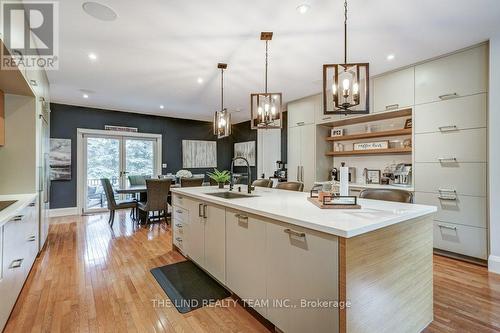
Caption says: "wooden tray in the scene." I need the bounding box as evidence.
[307,197,361,209]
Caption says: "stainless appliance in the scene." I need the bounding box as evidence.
[393,163,412,186]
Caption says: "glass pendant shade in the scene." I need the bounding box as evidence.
[213,63,231,139]
[323,63,369,114]
[250,92,282,129]
[213,108,231,139]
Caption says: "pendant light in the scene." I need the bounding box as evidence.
[250,32,283,129]
[323,0,369,114]
[213,63,231,139]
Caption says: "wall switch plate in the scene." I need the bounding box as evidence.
[162,163,167,168]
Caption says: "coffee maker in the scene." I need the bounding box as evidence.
[331,167,356,182]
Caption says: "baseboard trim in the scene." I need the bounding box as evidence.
[488,255,500,274]
[49,207,79,218]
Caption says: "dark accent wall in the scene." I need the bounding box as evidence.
[49,103,234,209]
[231,120,258,181]
[281,111,288,163]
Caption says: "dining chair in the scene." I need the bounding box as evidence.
[180,177,204,187]
[101,178,138,227]
[276,181,304,192]
[128,174,151,186]
[252,179,273,188]
[359,189,413,203]
[138,179,172,226]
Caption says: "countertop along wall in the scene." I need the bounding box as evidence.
[49,103,235,209]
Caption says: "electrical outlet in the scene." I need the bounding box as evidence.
[162,163,167,168]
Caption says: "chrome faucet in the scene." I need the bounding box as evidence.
[230,157,254,194]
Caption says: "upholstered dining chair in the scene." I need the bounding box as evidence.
[128,174,151,186]
[180,177,204,187]
[276,181,304,192]
[138,179,171,226]
[252,179,273,188]
[101,178,137,227]
[359,189,413,203]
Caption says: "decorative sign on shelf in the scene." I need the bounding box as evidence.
[353,140,389,151]
[331,128,344,137]
[105,125,138,132]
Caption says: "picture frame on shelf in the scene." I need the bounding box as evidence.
[404,118,412,129]
[331,128,344,137]
[366,169,381,184]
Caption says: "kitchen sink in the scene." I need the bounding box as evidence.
[205,192,258,199]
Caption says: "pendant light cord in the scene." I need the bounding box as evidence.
[221,67,224,111]
[265,40,269,94]
[344,0,348,65]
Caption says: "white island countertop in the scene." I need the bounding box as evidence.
[171,186,436,238]
[0,193,37,228]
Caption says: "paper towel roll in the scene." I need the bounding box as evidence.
[340,166,349,196]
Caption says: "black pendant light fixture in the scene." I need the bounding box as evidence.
[250,32,283,129]
[213,63,231,139]
[323,0,369,115]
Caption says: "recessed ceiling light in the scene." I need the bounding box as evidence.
[82,2,118,21]
[296,2,311,14]
[160,105,164,109]
[83,94,89,99]
[387,54,395,61]
[88,53,97,61]
[197,77,204,84]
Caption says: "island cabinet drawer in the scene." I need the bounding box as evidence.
[414,128,487,163]
[266,220,339,333]
[414,162,486,197]
[225,210,267,317]
[414,192,487,229]
[172,206,187,223]
[414,93,487,134]
[172,194,189,210]
[433,221,487,260]
[415,44,488,105]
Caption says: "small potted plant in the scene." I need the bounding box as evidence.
[207,169,231,189]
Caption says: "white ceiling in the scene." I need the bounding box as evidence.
[48,0,500,123]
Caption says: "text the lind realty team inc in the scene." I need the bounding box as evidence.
[151,298,352,309]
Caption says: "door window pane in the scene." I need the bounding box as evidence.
[125,139,154,182]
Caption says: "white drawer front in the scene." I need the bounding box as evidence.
[173,234,184,249]
[433,221,487,260]
[415,45,488,105]
[415,93,487,134]
[414,192,486,228]
[173,220,184,235]
[373,67,414,113]
[414,162,486,197]
[172,206,187,223]
[172,194,186,209]
[415,128,486,163]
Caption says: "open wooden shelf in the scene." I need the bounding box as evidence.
[326,128,412,142]
[325,147,412,156]
[330,108,412,127]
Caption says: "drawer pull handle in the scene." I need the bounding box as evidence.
[322,116,331,120]
[438,224,457,231]
[385,104,399,111]
[177,195,183,199]
[175,237,183,242]
[438,93,458,100]
[297,121,305,126]
[438,195,457,201]
[9,259,24,269]
[27,235,36,242]
[175,210,183,214]
[438,157,457,162]
[11,215,23,222]
[235,213,248,220]
[29,202,36,207]
[439,188,456,194]
[284,228,305,238]
[175,224,183,228]
[438,125,458,132]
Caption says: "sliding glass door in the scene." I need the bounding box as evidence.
[82,133,160,214]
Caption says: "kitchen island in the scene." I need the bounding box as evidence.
[170,186,436,333]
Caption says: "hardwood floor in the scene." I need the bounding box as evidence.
[4,211,500,333]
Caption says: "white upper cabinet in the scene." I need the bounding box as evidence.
[288,97,315,127]
[415,44,488,105]
[373,67,415,112]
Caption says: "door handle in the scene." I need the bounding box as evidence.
[438,93,458,100]
[297,166,300,181]
[301,166,304,182]
[284,228,306,238]
[198,203,203,217]
[203,204,207,218]
[385,104,399,111]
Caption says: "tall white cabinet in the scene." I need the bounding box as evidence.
[413,44,489,260]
